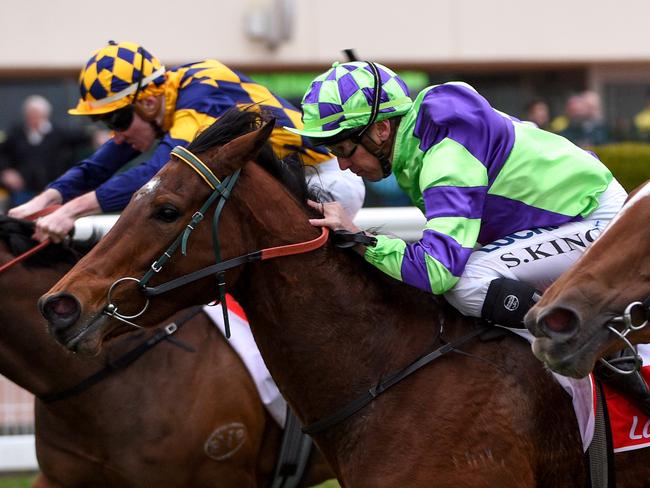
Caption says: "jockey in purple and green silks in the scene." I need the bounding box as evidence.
[286,62,618,304]
[286,61,650,418]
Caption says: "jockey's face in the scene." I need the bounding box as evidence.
[335,141,384,181]
[331,122,392,181]
[111,111,157,153]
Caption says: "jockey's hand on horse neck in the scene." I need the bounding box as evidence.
[308,200,360,233]
[308,200,367,256]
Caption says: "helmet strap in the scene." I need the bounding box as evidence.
[358,118,399,178]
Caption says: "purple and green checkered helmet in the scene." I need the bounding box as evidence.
[285,61,413,139]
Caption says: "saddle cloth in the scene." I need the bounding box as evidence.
[602,344,650,453]
[203,296,287,428]
[504,327,650,453]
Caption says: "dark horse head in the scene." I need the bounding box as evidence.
[525,180,650,377]
[39,109,315,355]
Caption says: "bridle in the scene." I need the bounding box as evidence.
[599,298,650,375]
[0,205,61,275]
[103,145,329,337]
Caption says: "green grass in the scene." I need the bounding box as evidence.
[0,474,36,488]
[310,480,341,488]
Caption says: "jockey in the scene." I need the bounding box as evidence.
[286,60,650,415]
[9,41,362,241]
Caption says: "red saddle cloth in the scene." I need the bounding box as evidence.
[603,363,650,452]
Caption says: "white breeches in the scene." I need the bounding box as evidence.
[445,179,628,317]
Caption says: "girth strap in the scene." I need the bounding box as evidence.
[587,379,616,488]
[303,324,490,436]
[270,407,313,488]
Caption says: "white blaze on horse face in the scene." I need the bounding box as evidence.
[134,178,161,200]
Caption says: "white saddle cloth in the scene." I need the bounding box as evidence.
[203,303,287,427]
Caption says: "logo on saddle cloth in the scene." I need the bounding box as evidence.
[605,364,650,452]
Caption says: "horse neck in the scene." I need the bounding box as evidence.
[229,167,441,434]
[0,247,99,395]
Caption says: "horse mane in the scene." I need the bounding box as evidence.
[0,215,80,267]
[187,107,314,204]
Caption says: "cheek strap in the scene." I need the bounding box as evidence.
[359,133,392,178]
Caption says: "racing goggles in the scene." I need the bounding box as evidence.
[91,105,135,132]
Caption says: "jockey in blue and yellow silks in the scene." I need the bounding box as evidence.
[10,41,353,242]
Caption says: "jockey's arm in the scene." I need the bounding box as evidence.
[32,191,101,243]
[365,140,487,295]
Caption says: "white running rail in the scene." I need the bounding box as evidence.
[0,207,424,472]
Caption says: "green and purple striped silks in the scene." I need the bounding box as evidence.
[366,81,613,295]
[285,61,413,138]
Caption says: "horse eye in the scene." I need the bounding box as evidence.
[154,204,181,223]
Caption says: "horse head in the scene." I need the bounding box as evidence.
[39,109,314,355]
[525,180,650,377]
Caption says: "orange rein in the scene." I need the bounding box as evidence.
[0,205,61,274]
[260,227,330,260]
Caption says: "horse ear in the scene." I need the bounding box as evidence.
[213,118,276,175]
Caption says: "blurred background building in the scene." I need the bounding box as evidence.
[2,0,650,475]
[3,0,650,207]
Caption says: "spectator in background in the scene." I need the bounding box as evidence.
[579,90,609,146]
[551,91,609,147]
[633,89,650,141]
[549,93,586,134]
[524,98,550,130]
[0,95,90,206]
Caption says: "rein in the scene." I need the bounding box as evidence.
[599,298,650,375]
[0,205,61,274]
[40,306,202,404]
[104,145,329,338]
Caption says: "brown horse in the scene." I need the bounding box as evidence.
[525,180,650,378]
[39,110,650,486]
[0,217,332,487]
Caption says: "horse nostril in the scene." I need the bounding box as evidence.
[539,307,579,339]
[39,292,81,328]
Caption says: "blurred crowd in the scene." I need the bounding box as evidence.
[524,89,650,147]
[0,95,109,213]
[1,89,649,212]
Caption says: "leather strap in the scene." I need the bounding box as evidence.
[142,228,329,297]
[270,407,313,488]
[303,324,489,436]
[39,306,202,404]
[588,379,616,488]
[0,205,62,275]
[332,230,377,249]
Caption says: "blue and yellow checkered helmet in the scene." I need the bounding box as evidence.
[69,41,166,116]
